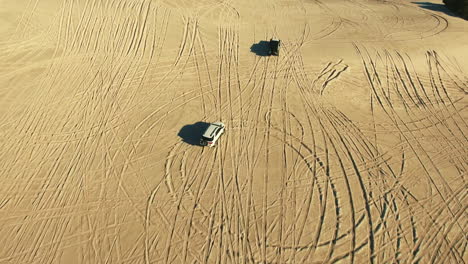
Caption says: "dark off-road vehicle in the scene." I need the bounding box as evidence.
[269,38,280,56]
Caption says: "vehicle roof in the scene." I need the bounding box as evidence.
[212,122,224,126]
[202,122,224,138]
[270,41,279,50]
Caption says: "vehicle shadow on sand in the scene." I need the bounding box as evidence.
[412,2,459,18]
[178,122,211,146]
[250,41,270,56]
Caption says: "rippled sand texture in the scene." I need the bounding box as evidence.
[0,0,467,263]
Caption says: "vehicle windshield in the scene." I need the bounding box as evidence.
[202,136,213,141]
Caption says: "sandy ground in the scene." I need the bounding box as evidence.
[0,0,467,263]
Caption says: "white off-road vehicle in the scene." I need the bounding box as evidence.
[200,122,225,147]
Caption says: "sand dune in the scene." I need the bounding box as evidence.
[0,0,466,263]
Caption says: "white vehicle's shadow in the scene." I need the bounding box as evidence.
[250,41,270,56]
[178,122,211,146]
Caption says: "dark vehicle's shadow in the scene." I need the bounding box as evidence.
[250,41,270,56]
[178,122,211,146]
[412,2,459,17]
